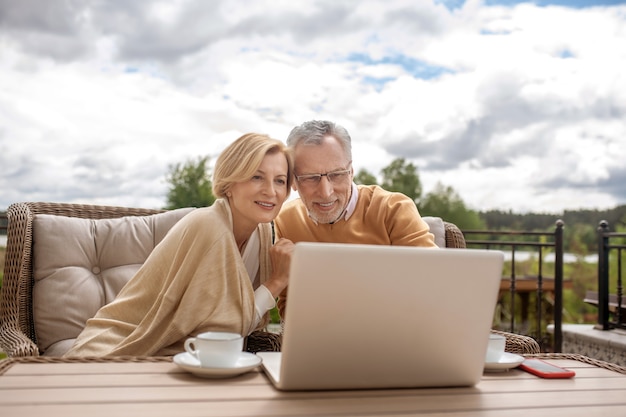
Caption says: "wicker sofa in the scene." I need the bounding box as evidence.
[0,201,539,358]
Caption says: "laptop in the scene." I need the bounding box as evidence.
[257,242,504,391]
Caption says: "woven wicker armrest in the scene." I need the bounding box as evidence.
[491,329,540,355]
[0,324,39,357]
[1,203,40,356]
[245,330,282,353]
[443,222,466,249]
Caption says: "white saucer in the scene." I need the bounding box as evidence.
[484,352,525,371]
[173,352,262,378]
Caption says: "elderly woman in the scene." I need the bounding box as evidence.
[65,133,294,357]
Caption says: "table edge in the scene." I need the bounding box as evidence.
[0,355,173,375]
[1,353,625,376]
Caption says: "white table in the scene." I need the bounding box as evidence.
[1,354,625,416]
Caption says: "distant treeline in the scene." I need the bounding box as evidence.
[480,205,626,232]
[477,205,626,254]
[2,205,626,231]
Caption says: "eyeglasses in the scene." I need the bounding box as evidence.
[295,169,352,187]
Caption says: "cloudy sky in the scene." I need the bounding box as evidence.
[1,0,625,214]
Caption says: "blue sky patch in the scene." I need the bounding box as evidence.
[347,53,453,85]
[362,76,397,92]
[438,0,625,10]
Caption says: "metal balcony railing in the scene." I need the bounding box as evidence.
[594,221,626,331]
[462,220,565,352]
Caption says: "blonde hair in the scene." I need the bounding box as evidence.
[212,133,293,198]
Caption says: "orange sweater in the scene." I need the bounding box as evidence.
[274,184,437,316]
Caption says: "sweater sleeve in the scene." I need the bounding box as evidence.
[383,191,437,247]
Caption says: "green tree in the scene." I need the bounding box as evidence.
[565,223,596,255]
[419,182,485,230]
[165,156,215,209]
[354,168,378,185]
[380,158,422,203]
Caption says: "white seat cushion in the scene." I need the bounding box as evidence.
[422,216,446,248]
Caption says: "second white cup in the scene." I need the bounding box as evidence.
[184,331,243,368]
[485,333,506,363]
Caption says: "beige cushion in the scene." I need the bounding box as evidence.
[32,208,195,356]
[423,216,446,248]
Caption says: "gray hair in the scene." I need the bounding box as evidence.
[286,120,352,160]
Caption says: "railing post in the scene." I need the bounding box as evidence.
[553,220,564,352]
[536,246,543,348]
[618,249,623,327]
[596,220,611,330]
[510,248,516,333]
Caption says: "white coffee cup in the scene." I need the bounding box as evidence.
[184,332,243,368]
[485,333,506,363]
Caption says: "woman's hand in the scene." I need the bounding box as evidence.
[264,238,294,298]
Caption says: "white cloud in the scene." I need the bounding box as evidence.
[0,0,625,214]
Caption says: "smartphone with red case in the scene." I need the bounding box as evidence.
[519,359,575,379]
